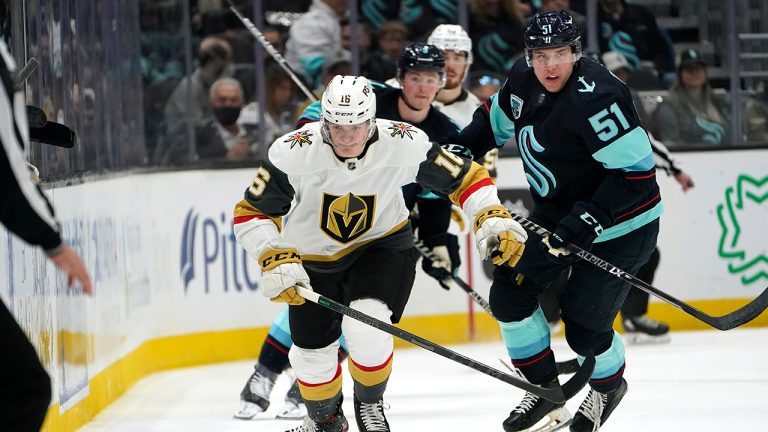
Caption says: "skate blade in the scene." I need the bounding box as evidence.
[524,407,573,432]
[234,400,266,419]
[624,332,671,345]
[275,402,307,420]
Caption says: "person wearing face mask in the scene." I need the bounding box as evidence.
[195,78,253,161]
[156,37,233,165]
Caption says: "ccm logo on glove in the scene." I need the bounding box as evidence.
[260,249,301,270]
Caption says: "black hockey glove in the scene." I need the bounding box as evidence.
[539,202,611,265]
[421,233,461,290]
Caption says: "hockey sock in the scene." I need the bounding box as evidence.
[499,307,558,384]
[578,331,626,393]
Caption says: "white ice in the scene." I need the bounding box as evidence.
[80,328,768,432]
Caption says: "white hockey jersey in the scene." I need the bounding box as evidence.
[234,119,500,272]
[433,89,482,128]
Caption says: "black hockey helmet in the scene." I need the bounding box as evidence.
[396,42,446,84]
[524,10,582,66]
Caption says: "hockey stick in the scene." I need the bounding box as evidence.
[226,0,318,102]
[413,239,494,315]
[415,238,583,375]
[296,286,595,402]
[510,214,768,331]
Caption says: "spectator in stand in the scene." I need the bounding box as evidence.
[654,49,730,147]
[240,65,301,156]
[359,0,459,41]
[316,49,353,94]
[468,0,528,74]
[195,78,255,161]
[602,51,652,127]
[368,20,409,82]
[744,79,768,143]
[341,19,373,77]
[157,36,233,164]
[359,0,400,34]
[398,0,459,41]
[284,0,347,88]
[597,0,675,87]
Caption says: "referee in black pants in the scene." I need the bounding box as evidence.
[0,41,92,432]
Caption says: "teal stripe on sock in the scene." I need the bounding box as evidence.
[578,331,625,379]
[499,307,551,359]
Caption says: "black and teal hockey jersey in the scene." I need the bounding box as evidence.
[457,57,662,242]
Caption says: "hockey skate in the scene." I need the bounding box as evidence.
[570,378,628,432]
[234,365,277,419]
[277,379,307,420]
[354,396,390,432]
[503,379,572,432]
[286,410,349,432]
[622,315,671,345]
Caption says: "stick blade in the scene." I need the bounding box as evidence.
[711,287,768,331]
[30,122,76,148]
[561,351,595,400]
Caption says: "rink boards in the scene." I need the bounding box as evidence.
[0,149,765,431]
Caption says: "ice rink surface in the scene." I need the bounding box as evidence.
[80,328,768,432]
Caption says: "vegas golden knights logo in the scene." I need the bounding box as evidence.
[320,192,376,243]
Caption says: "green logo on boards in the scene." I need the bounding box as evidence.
[717,175,768,285]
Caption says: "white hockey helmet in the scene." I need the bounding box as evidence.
[427,24,473,78]
[321,75,377,142]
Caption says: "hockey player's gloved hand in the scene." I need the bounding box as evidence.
[474,205,528,267]
[540,202,610,265]
[258,243,311,305]
[421,233,461,290]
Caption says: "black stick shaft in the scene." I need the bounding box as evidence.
[226,1,317,102]
[295,286,567,402]
[513,214,768,331]
[413,240,495,316]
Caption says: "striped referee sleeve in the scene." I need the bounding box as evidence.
[0,41,61,251]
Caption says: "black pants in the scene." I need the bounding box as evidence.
[621,247,661,317]
[290,247,418,349]
[539,242,662,323]
[491,219,658,341]
[0,300,51,432]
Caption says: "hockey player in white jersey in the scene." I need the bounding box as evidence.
[428,24,480,128]
[234,75,528,432]
[427,24,499,176]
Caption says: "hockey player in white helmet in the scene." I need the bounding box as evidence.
[234,75,528,432]
[427,24,480,128]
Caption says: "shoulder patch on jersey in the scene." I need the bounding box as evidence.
[284,130,313,148]
[509,93,524,119]
[577,76,596,93]
[387,122,416,139]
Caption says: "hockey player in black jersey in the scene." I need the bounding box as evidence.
[455,11,661,432]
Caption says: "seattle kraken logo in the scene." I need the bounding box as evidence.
[517,126,557,198]
[180,208,260,294]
